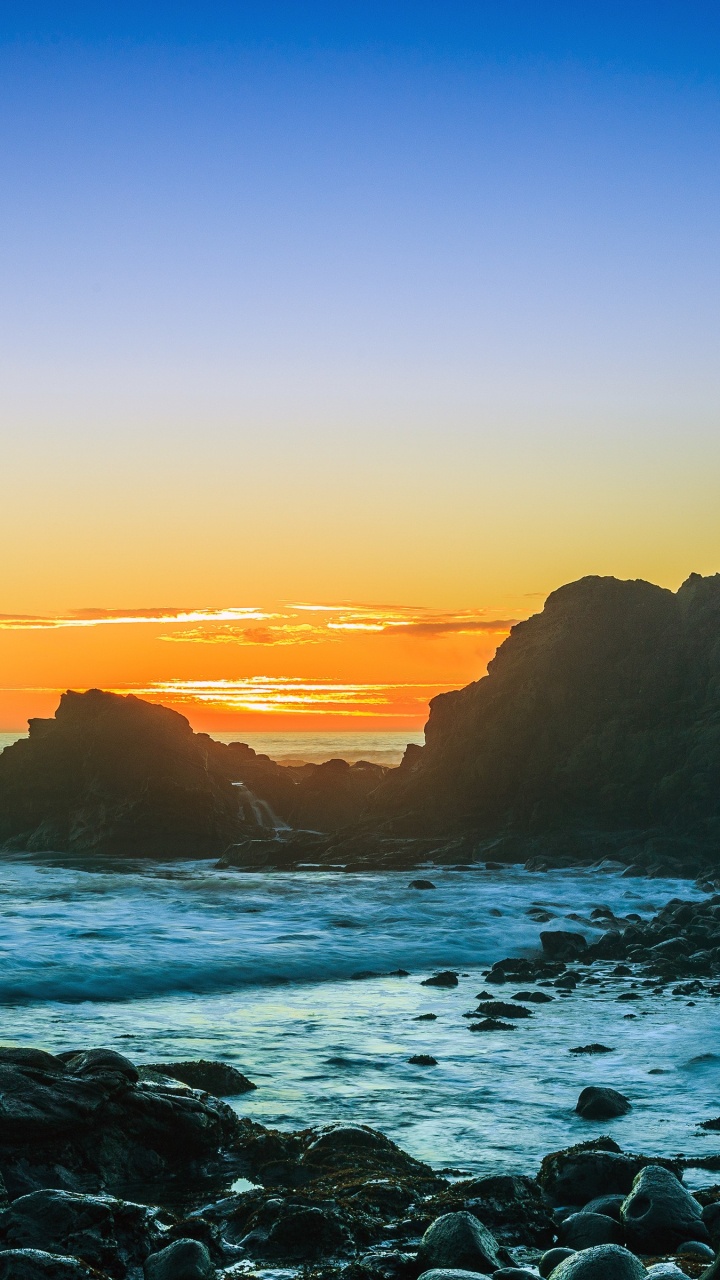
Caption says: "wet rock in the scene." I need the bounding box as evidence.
[677,1240,715,1261]
[621,1164,708,1252]
[539,1248,576,1277]
[0,1048,243,1200]
[417,1271,497,1280]
[575,1088,631,1120]
[0,1250,107,1279]
[492,1270,539,1280]
[468,1019,517,1032]
[702,1201,720,1245]
[413,1015,438,1021]
[143,1238,216,1279]
[416,1211,504,1275]
[409,881,436,890]
[538,1140,644,1205]
[569,1046,614,1056]
[422,973,459,988]
[144,1060,256,1096]
[546,1244,646,1280]
[559,1212,623,1249]
[475,1003,532,1019]
[582,1195,625,1221]
[514,991,554,1003]
[239,1201,353,1259]
[0,1189,163,1278]
[540,932,587,960]
[408,1056,437,1067]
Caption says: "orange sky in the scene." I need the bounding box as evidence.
[0,602,520,730]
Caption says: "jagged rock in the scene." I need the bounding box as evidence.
[0,1048,243,1200]
[416,1211,504,1275]
[621,1165,708,1252]
[0,1190,163,1278]
[422,973,459,988]
[369,573,720,867]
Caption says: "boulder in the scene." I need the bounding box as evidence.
[0,1048,243,1200]
[541,932,588,960]
[0,1250,106,1279]
[538,1141,641,1205]
[582,1195,625,1221]
[560,1212,623,1249]
[422,973,459,988]
[416,1212,504,1275]
[144,1060,256,1096]
[539,1248,576,1277]
[143,1238,216,1280]
[575,1088,631,1120]
[621,1165,708,1252]
[0,1190,162,1278]
[547,1244,646,1280]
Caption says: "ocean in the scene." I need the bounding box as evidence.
[0,854,715,1184]
[0,729,421,767]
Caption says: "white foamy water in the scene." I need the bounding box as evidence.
[0,856,717,1179]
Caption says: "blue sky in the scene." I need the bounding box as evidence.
[0,2,719,623]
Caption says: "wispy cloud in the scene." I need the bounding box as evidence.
[159,604,516,645]
[0,607,270,631]
[110,677,449,717]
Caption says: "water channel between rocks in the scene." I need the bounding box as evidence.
[0,857,717,1180]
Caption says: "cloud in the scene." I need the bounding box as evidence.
[110,676,449,717]
[0,607,270,631]
[158,604,516,644]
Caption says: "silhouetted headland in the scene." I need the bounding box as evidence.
[2,572,719,878]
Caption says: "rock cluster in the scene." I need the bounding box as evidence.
[0,1046,717,1280]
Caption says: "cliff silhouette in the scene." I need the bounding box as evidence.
[1,572,718,867]
[372,572,720,858]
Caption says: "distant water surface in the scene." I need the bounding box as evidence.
[0,857,716,1181]
[0,729,420,766]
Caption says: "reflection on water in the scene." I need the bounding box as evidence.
[0,856,717,1177]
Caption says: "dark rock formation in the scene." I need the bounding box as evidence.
[0,1045,243,1201]
[0,691,247,857]
[575,1087,631,1121]
[620,1165,708,1252]
[371,573,720,866]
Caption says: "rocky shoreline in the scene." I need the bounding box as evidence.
[1,889,719,1279]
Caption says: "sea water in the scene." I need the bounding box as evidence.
[0,856,717,1181]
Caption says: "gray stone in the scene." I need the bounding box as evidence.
[417,1212,503,1275]
[676,1240,715,1261]
[539,1249,576,1277]
[547,1244,646,1280]
[560,1212,623,1249]
[575,1088,631,1120]
[582,1195,625,1222]
[538,1141,641,1205]
[144,1238,216,1280]
[621,1165,708,1252]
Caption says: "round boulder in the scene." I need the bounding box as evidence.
[539,1248,576,1277]
[416,1212,503,1275]
[575,1088,631,1120]
[560,1212,623,1249]
[621,1165,708,1252]
[547,1244,646,1280]
[144,1238,216,1280]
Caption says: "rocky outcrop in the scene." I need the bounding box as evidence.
[0,691,248,857]
[371,573,720,863]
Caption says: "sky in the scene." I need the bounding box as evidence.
[1,3,719,730]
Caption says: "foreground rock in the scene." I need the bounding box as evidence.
[0,1047,243,1200]
[416,1211,506,1274]
[547,1244,647,1280]
[621,1165,709,1252]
